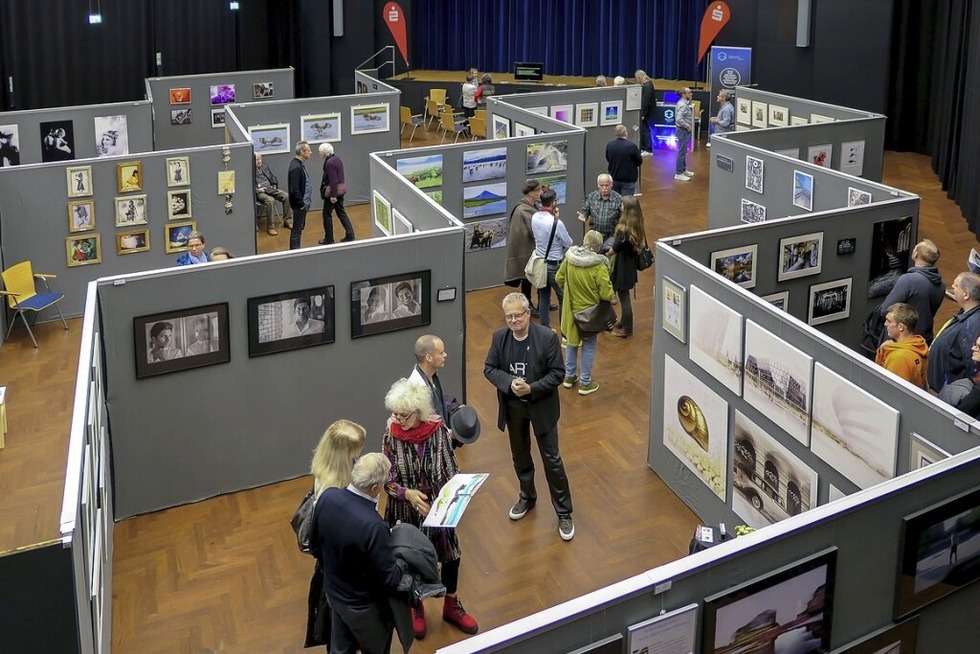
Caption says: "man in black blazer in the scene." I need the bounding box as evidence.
[287,140,313,250]
[484,292,575,541]
[314,453,403,654]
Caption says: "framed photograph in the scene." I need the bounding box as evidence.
[761,291,789,311]
[909,433,950,470]
[793,170,814,211]
[868,216,913,298]
[895,486,980,618]
[167,189,192,220]
[527,106,548,116]
[567,634,623,654]
[847,187,872,207]
[209,84,236,105]
[249,123,291,154]
[626,85,641,111]
[751,100,768,128]
[350,270,431,339]
[169,88,191,105]
[790,115,809,126]
[829,617,918,654]
[840,140,866,176]
[702,548,837,654]
[301,113,342,143]
[166,157,190,187]
[39,119,76,162]
[768,104,789,127]
[397,154,444,188]
[66,165,93,197]
[550,104,573,124]
[114,194,148,227]
[811,361,898,489]
[600,100,622,126]
[743,319,812,445]
[170,108,192,126]
[247,286,335,357]
[736,97,751,125]
[526,140,568,174]
[210,108,226,129]
[116,229,150,255]
[710,243,758,289]
[393,209,413,236]
[513,122,534,137]
[837,237,857,255]
[740,198,766,224]
[165,220,197,253]
[0,124,21,167]
[217,170,236,195]
[350,103,390,134]
[463,182,507,219]
[575,102,598,128]
[745,155,764,193]
[774,147,800,159]
[807,143,832,168]
[627,603,697,654]
[491,115,510,139]
[67,199,96,233]
[536,175,567,203]
[811,113,835,123]
[778,232,823,281]
[462,147,506,183]
[66,235,101,267]
[253,81,274,99]
[662,277,686,343]
[134,303,230,379]
[94,114,129,157]
[689,285,743,395]
[464,216,508,252]
[808,277,852,325]
[373,190,392,235]
[116,161,143,193]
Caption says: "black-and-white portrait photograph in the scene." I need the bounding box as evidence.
[133,304,230,379]
[745,155,764,193]
[248,287,335,357]
[808,278,852,326]
[778,232,824,281]
[0,124,21,166]
[94,114,130,157]
[350,271,431,339]
[170,109,192,126]
[740,198,766,224]
[39,119,75,162]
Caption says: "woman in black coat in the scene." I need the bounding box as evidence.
[610,196,647,338]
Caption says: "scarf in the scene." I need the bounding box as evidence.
[389,418,442,445]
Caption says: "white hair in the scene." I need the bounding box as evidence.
[349,452,390,492]
[319,142,334,157]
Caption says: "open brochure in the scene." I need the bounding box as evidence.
[421,473,489,528]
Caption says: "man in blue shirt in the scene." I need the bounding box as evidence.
[531,189,573,329]
[708,89,735,147]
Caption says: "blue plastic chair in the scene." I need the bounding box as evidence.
[1,261,69,347]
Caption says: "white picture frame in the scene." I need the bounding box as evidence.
[491,115,510,139]
[743,320,813,445]
[736,97,751,125]
[761,291,789,312]
[710,243,758,289]
[550,104,574,124]
[689,285,744,396]
[778,232,824,281]
[808,277,853,326]
[575,102,599,128]
[767,104,789,127]
[810,113,835,123]
[372,190,391,236]
[807,143,833,168]
[909,433,951,470]
[847,187,872,207]
[793,170,814,211]
[790,115,809,126]
[745,155,764,193]
[513,122,534,137]
[840,140,866,176]
[740,198,766,224]
[662,277,686,343]
[165,156,190,187]
[751,101,768,128]
[600,100,623,126]
[248,123,291,154]
[301,112,342,143]
[350,103,390,135]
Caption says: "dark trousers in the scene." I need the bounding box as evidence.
[441,557,460,595]
[520,278,534,308]
[640,116,653,151]
[612,181,636,197]
[323,195,355,242]
[537,261,563,329]
[505,400,573,516]
[617,288,633,333]
[330,601,394,654]
[289,206,308,250]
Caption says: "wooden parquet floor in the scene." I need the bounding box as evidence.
[0,123,975,653]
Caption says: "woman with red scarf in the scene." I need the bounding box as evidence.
[382,378,478,640]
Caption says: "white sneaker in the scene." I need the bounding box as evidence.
[705,142,711,148]
[674,174,690,181]
[684,171,695,177]
[641,150,652,157]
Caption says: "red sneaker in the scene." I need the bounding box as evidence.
[443,595,479,634]
[411,603,427,640]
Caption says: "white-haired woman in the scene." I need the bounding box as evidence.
[382,378,478,639]
[318,142,355,243]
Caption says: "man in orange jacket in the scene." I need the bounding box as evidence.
[876,302,929,389]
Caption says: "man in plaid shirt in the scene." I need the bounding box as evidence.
[576,173,623,243]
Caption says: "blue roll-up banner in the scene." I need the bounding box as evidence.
[708,46,752,119]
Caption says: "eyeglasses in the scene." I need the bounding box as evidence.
[391,410,417,421]
[504,309,529,321]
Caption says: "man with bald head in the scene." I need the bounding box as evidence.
[605,124,643,196]
[409,334,449,424]
[674,87,695,181]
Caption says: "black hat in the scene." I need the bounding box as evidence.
[449,405,481,444]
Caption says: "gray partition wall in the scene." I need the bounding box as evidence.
[146,68,295,151]
[0,142,257,317]
[100,229,465,518]
[0,100,153,165]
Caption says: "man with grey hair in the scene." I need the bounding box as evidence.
[577,173,623,243]
[927,272,980,392]
[255,153,291,235]
[595,75,607,87]
[287,140,313,249]
[635,69,656,155]
[318,142,355,244]
[674,87,695,181]
[314,452,403,654]
[605,124,643,196]
[708,89,735,147]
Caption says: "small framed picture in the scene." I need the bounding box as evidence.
[807,143,833,168]
[210,108,226,129]
[837,237,857,255]
[170,109,192,126]
[249,123,291,154]
[373,190,392,235]
[165,220,197,253]
[167,189,192,220]
[661,277,686,343]
[736,97,751,125]
[811,113,835,123]
[209,84,236,106]
[301,113,342,143]
[350,103,390,134]
[793,170,814,211]
[600,100,622,126]
[751,101,768,128]
[66,165,93,198]
[116,229,150,255]
[847,187,872,207]
[114,194,148,227]
[774,147,800,159]
[740,198,766,224]
[908,433,950,470]
[790,115,809,126]
[66,235,101,267]
[768,104,789,127]
[247,286,336,357]
[217,170,236,195]
[513,122,534,137]
[169,88,191,105]
[710,244,758,289]
[575,102,598,128]
[491,115,510,139]
[779,232,824,281]
[351,270,431,338]
[392,208,413,235]
[116,161,143,193]
[253,81,274,99]
[761,291,789,311]
[68,199,96,233]
[745,155,764,193]
[134,303,230,379]
[166,156,190,187]
[550,104,573,124]
[808,277,852,325]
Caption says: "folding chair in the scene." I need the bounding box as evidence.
[1,261,69,348]
[400,106,425,143]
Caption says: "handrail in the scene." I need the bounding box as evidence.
[355,45,395,78]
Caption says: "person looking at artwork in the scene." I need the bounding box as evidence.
[503,180,544,317]
[176,231,208,265]
[577,173,623,245]
[288,140,314,250]
[460,74,478,119]
[148,321,182,362]
[184,316,216,356]
[391,282,421,318]
[475,74,495,108]
[311,419,366,500]
[635,70,657,155]
[282,297,325,338]
[208,247,233,261]
[531,188,573,330]
[875,303,928,389]
[674,87,695,181]
[409,334,450,425]
[927,272,980,392]
[594,75,607,87]
[381,379,479,639]
[609,196,648,338]
[363,286,389,324]
[318,143,355,244]
[877,239,945,344]
[708,89,735,147]
[255,153,291,236]
[944,336,980,418]
[605,124,643,196]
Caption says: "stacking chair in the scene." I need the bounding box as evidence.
[468,116,486,140]
[440,109,468,144]
[428,88,448,105]
[400,106,425,142]
[0,261,69,348]
[473,108,488,123]
[425,97,443,131]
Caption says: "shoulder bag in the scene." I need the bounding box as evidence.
[636,236,655,271]
[525,218,559,289]
[566,265,618,334]
[290,487,316,555]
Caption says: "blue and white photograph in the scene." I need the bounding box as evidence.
[249,124,291,154]
[397,154,443,188]
[462,182,507,219]
[462,147,506,182]
[350,103,390,134]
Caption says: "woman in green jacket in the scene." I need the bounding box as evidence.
[556,230,615,396]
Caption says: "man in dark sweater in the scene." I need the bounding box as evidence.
[878,239,946,343]
[287,141,313,250]
[318,142,355,244]
[635,69,657,155]
[605,124,643,196]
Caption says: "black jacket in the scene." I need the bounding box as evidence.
[287,157,308,210]
[606,137,643,184]
[878,265,946,342]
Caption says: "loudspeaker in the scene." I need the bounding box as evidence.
[333,0,344,37]
[796,0,811,47]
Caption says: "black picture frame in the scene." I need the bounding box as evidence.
[828,617,918,653]
[836,238,856,256]
[247,286,335,357]
[350,270,431,338]
[565,633,623,654]
[134,303,230,379]
[702,547,837,654]
[895,485,980,618]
